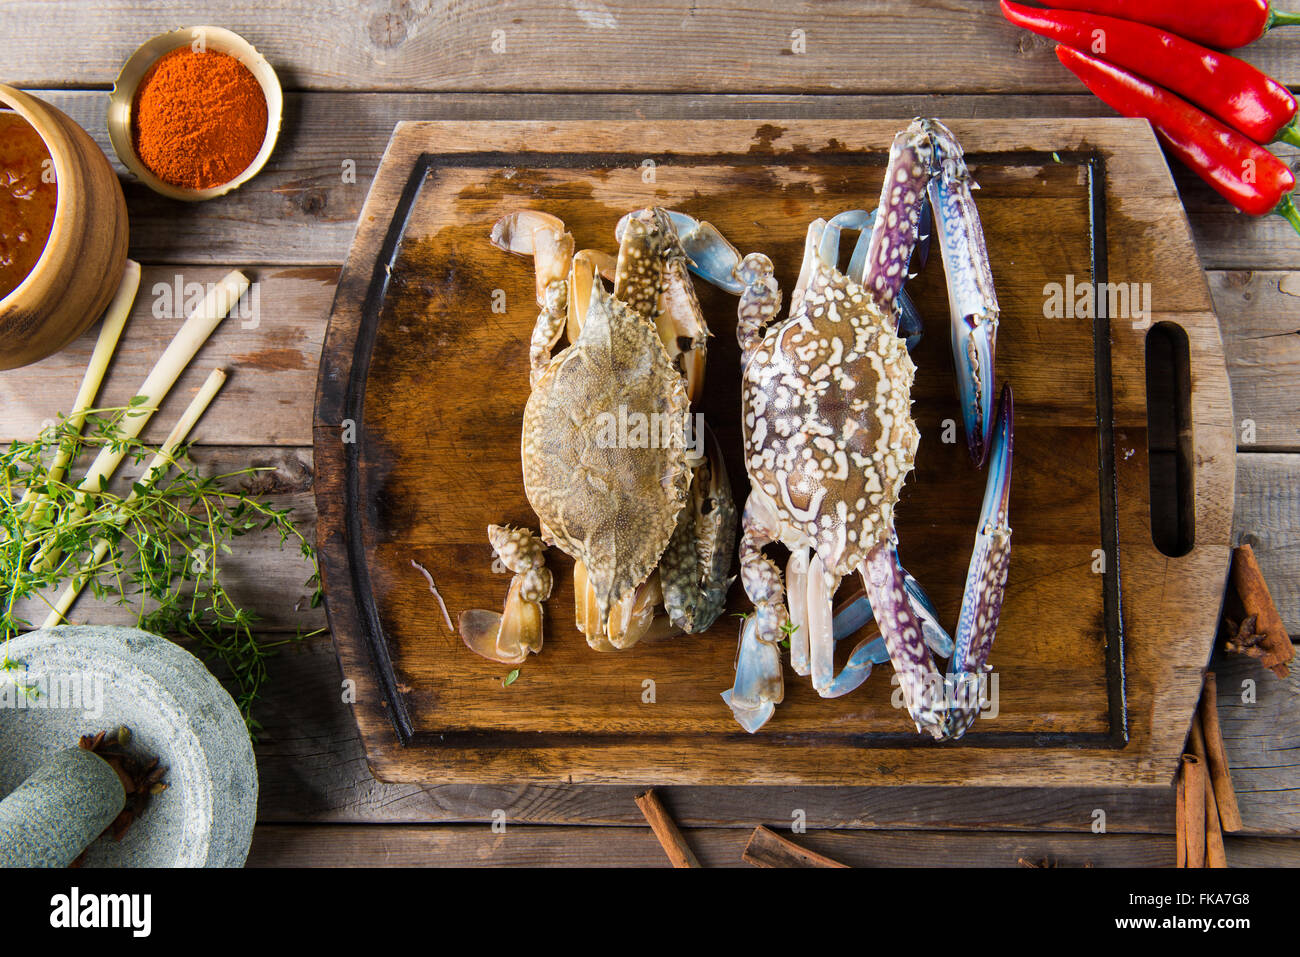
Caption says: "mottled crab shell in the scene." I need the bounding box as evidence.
[743,256,920,577]
[521,280,692,626]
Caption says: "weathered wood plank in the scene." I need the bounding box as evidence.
[16,90,1289,270]
[1209,273,1300,453]
[245,822,1300,867]
[249,633,1299,835]
[1235,453,1300,636]
[0,266,334,447]
[2,264,1295,455]
[1209,655,1300,835]
[6,1,1297,94]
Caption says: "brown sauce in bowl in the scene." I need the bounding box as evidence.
[0,111,58,301]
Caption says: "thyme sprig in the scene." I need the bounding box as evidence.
[1,409,321,727]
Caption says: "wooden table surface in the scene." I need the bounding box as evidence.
[1,1,1297,867]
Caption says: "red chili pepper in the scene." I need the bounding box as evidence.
[1055,45,1300,233]
[1044,0,1300,49]
[1002,1,1300,146]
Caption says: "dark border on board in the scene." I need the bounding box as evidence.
[337,147,1129,752]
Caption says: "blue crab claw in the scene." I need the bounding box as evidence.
[928,121,1000,468]
[847,206,930,287]
[817,550,957,700]
[723,614,782,733]
[816,629,881,699]
[616,210,747,294]
[832,568,955,660]
[896,289,924,352]
[944,384,1014,740]
[858,543,948,738]
[841,209,924,351]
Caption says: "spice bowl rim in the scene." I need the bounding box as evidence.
[0,84,75,309]
[107,25,283,202]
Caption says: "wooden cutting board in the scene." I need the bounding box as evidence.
[313,119,1234,787]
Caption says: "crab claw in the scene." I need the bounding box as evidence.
[723,614,782,733]
[840,208,924,350]
[832,568,955,660]
[826,564,953,699]
[817,628,881,699]
[927,120,1000,468]
[944,384,1014,740]
[491,210,575,308]
[858,543,947,738]
[459,524,553,665]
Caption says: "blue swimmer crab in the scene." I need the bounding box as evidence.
[658,119,1015,740]
[463,208,738,660]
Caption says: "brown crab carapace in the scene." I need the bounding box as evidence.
[462,208,739,659]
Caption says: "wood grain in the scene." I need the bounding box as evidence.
[743,825,849,867]
[1209,271,1300,452]
[5,1,1297,94]
[311,118,1234,786]
[0,266,334,446]
[13,91,1294,271]
[248,640,1298,833]
[2,264,1294,457]
[245,822,1300,867]
[1235,454,1300,634]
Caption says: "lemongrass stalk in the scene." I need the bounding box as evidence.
[17,260,141,525]
[42,368,227,629]
[32,270,248,572]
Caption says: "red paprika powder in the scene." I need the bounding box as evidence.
[131,48,268,190]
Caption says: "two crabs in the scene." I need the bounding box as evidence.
[470,119,1014,742]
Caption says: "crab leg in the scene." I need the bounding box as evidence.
[807,554,846,698]
[832,567,955,660]
[842,119,950,738]
[490,211,576,387]
[846,208,925,350]
[658,423,739,634]
[459,524,553,665]
[785,547,812,676]
[818,628,882,699]
[927,119,1001,468]
[723,493,788,731]
[565,249,617,343]
[723,615,782,733]
[944,383,1014,740]
[644,210,782,370]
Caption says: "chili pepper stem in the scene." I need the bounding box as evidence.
[1276,193,1300,237]
[1267,7,1300,28]
[1277,118,1300,149]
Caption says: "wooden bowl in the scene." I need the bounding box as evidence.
[107,27,283,202]
[0,85,129,372]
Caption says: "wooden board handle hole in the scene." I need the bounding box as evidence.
[1145,321,1195,557]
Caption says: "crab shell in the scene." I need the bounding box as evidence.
[521,279,693,628]
[743,252,920,578]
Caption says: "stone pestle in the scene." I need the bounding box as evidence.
[0,747,126,867]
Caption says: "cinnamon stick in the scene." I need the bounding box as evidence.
[634,789,700,868]
[1175,769,1186,868]
[1199,673,1244,832]
[1203,771,1228,868]
[1228,544,1293,678]
[1181,755,1206,868]
[742,826,849,868]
